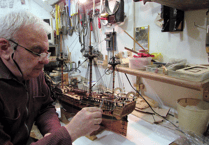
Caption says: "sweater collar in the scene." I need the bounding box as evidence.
[0,58,15,80]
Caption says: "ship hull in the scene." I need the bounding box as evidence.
[58,93,136,137]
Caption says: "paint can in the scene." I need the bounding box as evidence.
[177,98,209,135]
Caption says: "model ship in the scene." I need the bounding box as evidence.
[51,14,136,138]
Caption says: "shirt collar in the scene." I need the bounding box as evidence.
[0,58,15,80]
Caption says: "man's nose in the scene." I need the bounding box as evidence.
[39,57,49,64]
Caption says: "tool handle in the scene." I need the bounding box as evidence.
[124,47,138,54]
[98,18,101,29]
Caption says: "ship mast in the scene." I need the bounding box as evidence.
[108,29,120,99]
[60,33,63,89]
[112,30,115,96]
[88,12,95,98]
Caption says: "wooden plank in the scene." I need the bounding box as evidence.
[116,66,204,91]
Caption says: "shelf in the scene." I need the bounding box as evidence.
[150,0,209,11]
[116,66,209,102]
[85,0,209,11]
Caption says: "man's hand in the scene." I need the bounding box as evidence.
[64,107,103,142]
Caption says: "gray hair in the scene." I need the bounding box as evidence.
[0,10,51,47]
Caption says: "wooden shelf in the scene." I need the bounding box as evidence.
[150,0,209,11]
[85,0,209,11]
[116,66,209,102]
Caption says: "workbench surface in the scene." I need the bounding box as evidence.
[72,114,179,145]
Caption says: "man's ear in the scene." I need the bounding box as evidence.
[0,38,12,60]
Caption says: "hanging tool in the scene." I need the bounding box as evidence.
[94,9,101,29]
[105,31,116,51]
[88,10,94,31]
[67,0,74,36]
[61,3,68,35]
[78,3,86,27]
[67,6,74,36]
[77,2,88,53]
[55,4,60,36]
[98,17,101,29]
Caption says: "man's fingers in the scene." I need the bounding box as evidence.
[91,111,102,119]
[84,107,103,113]
[94,118,102,125]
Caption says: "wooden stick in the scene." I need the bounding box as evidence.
[60,33,64,89]
[123,30,146,51]
[124,47,138,54]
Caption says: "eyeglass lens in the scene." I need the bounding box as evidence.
[39,52,51,61]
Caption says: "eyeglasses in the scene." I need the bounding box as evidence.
[9,39,50,61]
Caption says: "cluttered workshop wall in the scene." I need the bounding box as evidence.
[0,0,207,109]
[65,1,208,73]
[64,1,208,109]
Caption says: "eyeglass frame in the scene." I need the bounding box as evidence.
[8,39,50,61]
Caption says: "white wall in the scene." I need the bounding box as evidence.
[0,0,29,16]
[0,0,52,22]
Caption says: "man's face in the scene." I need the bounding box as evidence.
[13,24,49,80]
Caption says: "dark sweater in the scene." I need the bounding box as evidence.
[0,58,72,145]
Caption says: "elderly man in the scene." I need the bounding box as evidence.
[0,10,102,145]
